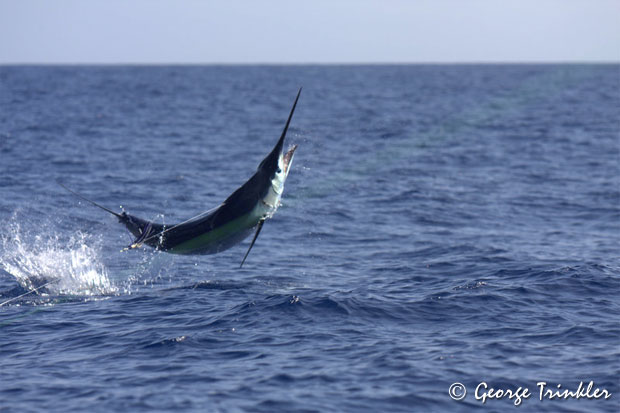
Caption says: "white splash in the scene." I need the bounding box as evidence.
[0,219,116,297]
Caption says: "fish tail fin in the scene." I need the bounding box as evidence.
[57,181,125,220]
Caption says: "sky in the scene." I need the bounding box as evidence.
[1,0,619,64]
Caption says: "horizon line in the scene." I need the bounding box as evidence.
[1,60,619,66]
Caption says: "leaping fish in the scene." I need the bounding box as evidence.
[61,88,302,268]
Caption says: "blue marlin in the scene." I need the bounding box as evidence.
[61,88,301,267]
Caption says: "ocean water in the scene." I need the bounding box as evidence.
[0,65,618,412]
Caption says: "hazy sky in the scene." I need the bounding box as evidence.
[1,0,619,64]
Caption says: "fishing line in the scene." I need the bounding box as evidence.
[123,205,221,250]
[58,180,220,251]
[0,280,55,307]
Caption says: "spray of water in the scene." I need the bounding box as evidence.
[0,219,117,298]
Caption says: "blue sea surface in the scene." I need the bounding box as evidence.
[0,65,619,412]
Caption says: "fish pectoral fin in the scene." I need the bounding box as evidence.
[239,220,266,269]
[122,222,154,252]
